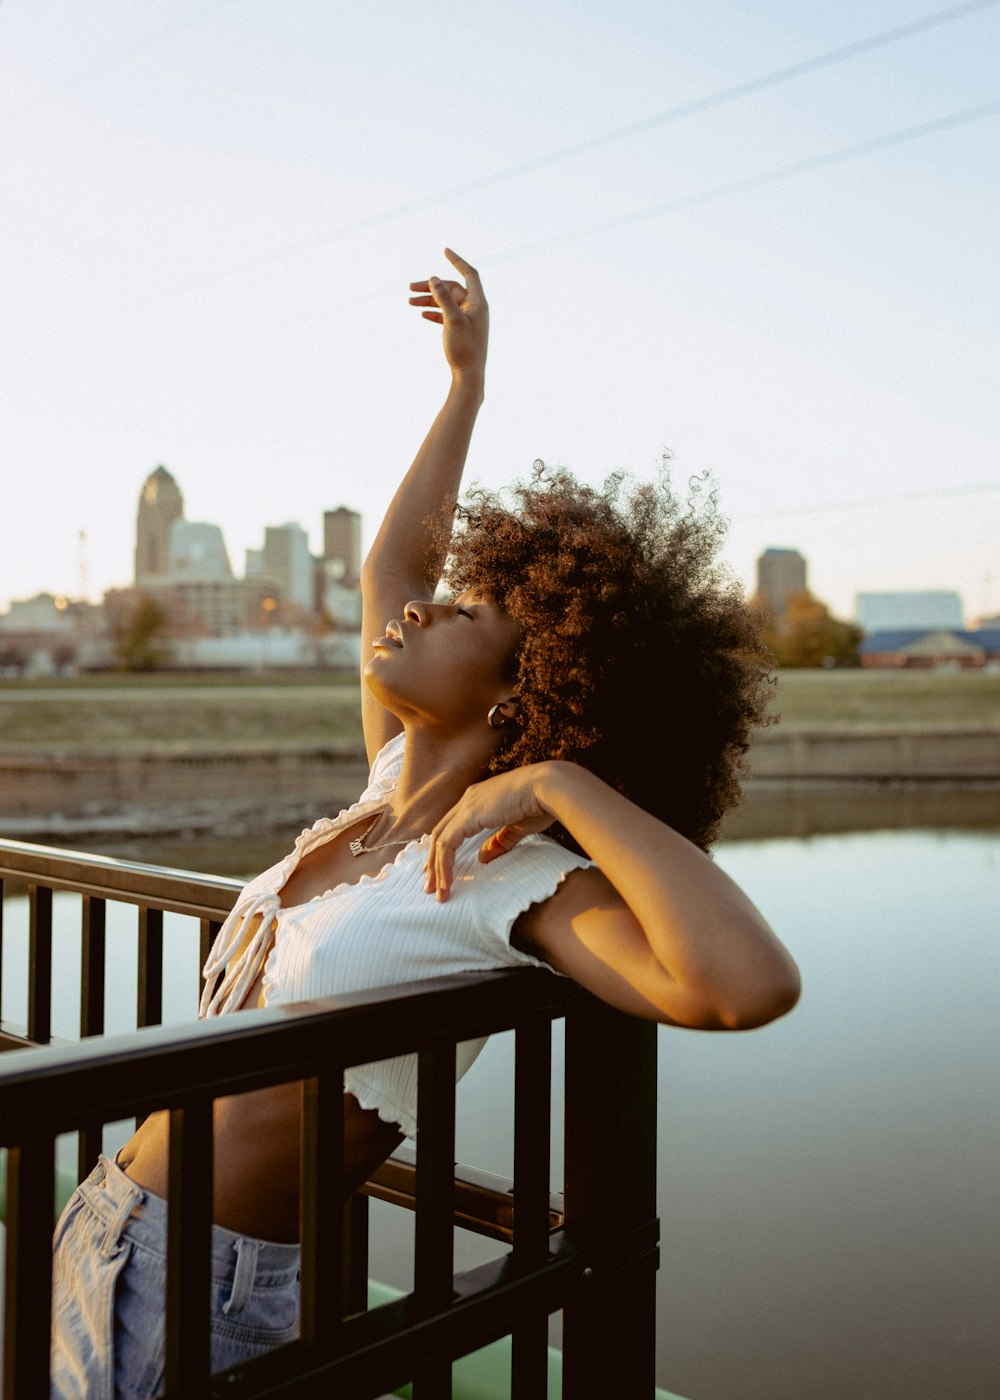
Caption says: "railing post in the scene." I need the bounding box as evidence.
[27,883,53,1044]
[300,1068,345,1357]
[4,1137,55,1400]
[412,1043,457,1399]
[164,1097,214,1397]
[199,917,221,1005]
[562,996,659,1398]
[512,1014,553,1399]
[78,895,108,1177]
[137,906,163,1028]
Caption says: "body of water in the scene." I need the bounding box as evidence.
[1,810,998,1398]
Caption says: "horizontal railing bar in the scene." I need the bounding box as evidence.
[0,837,241,920]
[364,1147,564,1243]
[0,970,581,1140]
[210,1225,657,1399]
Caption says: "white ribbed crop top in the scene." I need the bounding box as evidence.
[199,733,594,1138]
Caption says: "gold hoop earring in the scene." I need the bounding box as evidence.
[487,704,506,730]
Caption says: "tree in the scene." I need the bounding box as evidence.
[753,591,862,669]
[111,594,173,672]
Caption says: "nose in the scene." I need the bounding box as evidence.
[403,599,433,625]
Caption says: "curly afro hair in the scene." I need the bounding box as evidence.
[440,461,773,852]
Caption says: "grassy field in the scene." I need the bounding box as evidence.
[767,669,1000,729]
[0,669,998,753]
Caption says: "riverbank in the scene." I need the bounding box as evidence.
[2,724,998,827]
[1,672,997,845]
[1,669,998,753]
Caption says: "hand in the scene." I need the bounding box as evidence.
[424,764,559,902]
[409,248,488,382]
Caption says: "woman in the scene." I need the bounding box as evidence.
[51,249,800,1397]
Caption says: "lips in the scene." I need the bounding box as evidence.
[372,623,403,650]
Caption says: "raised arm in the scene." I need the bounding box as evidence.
[360,249,489,763]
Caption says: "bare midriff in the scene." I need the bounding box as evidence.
[117,813,409,1244]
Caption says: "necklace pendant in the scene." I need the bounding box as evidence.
[348,836,366,857]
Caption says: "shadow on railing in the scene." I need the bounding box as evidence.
[0,837,659,1400]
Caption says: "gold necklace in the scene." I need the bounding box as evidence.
[348,811,416,858]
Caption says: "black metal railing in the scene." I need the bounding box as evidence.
[0,837,659,1399]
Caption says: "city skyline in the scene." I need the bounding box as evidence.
[3,2,998,621]
[0,457,989,628]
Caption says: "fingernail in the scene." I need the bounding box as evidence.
[429,276,440,286]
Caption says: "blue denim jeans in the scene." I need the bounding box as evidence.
[50,1154,300,1399]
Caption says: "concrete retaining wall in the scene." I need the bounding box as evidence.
[749,727,1000,780]
[1,728,998,821]
[0,750,369,816]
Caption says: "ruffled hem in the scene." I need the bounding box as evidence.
[343,1070,416,1141]
[482,836,590,976]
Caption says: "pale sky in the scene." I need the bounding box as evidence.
[3,0,998,622]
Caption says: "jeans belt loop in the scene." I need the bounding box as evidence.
[223,1237,263,1316]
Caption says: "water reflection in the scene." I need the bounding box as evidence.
[6,781,999,879]
[722,781,1000,842]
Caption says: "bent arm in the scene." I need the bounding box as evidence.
[360,251,488,762]
[425,762,800,1031]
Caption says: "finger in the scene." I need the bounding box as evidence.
[409,294,437,306]
[436,821,465,902]
[428,276,462,323]
[411,279,464,297]
[479,825,525,863]
[421,310,444,324]
[444,248,482,294]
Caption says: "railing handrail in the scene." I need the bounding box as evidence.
[0,834,241,918]
[0,967,577,1140]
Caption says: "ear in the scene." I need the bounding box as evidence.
[487,698,520,730]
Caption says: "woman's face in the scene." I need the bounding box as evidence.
[364,589,521,732]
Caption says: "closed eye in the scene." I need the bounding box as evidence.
[456,606,474,619]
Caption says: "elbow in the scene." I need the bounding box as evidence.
[719,954,802,1032]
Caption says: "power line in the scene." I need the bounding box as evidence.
[244,0,1000,265]
[9,11,1000,343]
[488,99,1000,263]
[742,480,1000,519]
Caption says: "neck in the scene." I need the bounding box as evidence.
[382,724,494,837]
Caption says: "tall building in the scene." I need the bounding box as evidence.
[135,466,183,582]
[262,522,313,611]
[756,548,807,619]
[323,506,362,584]
[855,591,963,633]
[168,520,232,580]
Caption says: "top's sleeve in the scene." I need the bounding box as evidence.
[357,731,406,804]
[466,834,595,975]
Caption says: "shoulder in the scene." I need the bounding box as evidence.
[512,861,673,1021]
[446,834,597,974]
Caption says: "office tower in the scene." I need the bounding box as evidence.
[756,548,807,619]
[323,506,362,584]
[263,523,313,611]
[135,466,183,583]
[167,521,232,580]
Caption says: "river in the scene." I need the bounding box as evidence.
[1,794,998,1398]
